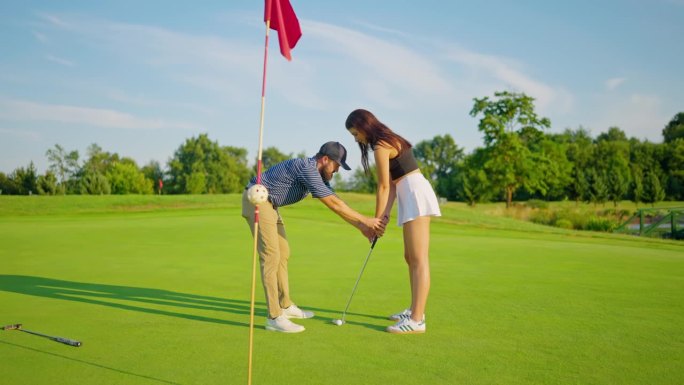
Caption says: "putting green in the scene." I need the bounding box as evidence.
[0,195,682,384]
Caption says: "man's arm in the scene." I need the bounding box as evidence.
[319,194,384,239]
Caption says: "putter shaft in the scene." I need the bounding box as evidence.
[340,238,378,322]
[2,323,82,347]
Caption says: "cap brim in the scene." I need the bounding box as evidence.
[341,161,351,171]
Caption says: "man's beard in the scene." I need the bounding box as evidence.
[319,169,332,181]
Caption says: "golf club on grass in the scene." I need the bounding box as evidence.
[332,237,378,326]
[2,324,82,347]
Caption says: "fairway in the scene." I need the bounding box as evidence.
[1,195,682,385]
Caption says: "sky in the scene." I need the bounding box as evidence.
[1,0,682,174]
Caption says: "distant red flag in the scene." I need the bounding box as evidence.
[264,0,301,61]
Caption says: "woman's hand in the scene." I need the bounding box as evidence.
[381,214,390,227]
[370,217,386,237]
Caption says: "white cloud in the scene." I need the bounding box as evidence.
[37,13,264,105]
[605,77,626,90]
[304,20,453,97]
[46,55,74,67]
[350,20,408,37]
[445,47,559,108]
[0,99,199,131]
[39,13,70,28]
[32,31,48,43]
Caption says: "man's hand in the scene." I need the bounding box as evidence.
[360,224,376,242]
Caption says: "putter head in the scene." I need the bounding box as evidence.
[1,324,22,330]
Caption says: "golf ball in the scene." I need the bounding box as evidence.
[247,184,269,205]
[333,319,343,326]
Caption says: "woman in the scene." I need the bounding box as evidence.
[345,109,441,334]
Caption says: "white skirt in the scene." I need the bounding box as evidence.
[396,173,441,225]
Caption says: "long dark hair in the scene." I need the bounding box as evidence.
[345,109,412,174]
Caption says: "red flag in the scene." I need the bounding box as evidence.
[264,0,301,61]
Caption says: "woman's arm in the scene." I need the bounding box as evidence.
[383,182,396,224]
[373,143,395,220]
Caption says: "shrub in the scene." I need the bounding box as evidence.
[554,208,587,230]
[554,219,574,229]
[584,216,617,232]
[529,209,555,225]
[526,199,549,209]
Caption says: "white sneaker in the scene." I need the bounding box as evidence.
[386,317,426,334]
[282,304,314,319]
[388,308,412,321]
[265,315,305,333]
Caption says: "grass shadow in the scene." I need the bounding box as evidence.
[0,275,385,330]
[0,275,261,328]
[0,340,182,384]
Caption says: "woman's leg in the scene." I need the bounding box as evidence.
[402,216,431,322]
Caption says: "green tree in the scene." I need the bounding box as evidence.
[261,147,292,171]
[642,170,665,206]
[470,91,551,146]
[107,159,153,194]
[46,144,79,194]
[414,134,464,199]
[37,171,59,195]
[557,127,593,204]
[75,143,123,194]
[569,168,590,205]
[483,133,534,205]
[167,134,250,194]
[629,139,665,201]
[79,171,111,195]
[10,162,39,195]
[662,112,684,143]
[587,168,608,206]
[470,91,551,207]
[0,172,18,195]
[594,131,631,206]
[458,149,491,205]
[665,139,684,200]
[631,167,644,206]
[141,161,164,195]
[82,143,119,175]
[536,138,572,200]
[331,173,350,191]
[606,160,630,206]
[597,126,628,142]
[346,167,377,193]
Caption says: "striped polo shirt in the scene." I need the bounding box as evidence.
[247,157,334,207]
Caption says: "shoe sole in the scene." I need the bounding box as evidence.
[265,325,305,333]
[282,314,314,319]
[386,328,425,334]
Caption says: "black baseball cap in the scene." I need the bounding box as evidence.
[317,141,351,170]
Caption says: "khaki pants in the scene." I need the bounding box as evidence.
[241,190,292,319]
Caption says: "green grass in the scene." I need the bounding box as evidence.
[0,195,682,385]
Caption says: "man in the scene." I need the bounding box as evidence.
[242,141,383,333]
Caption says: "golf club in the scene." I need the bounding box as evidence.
[332,237,378,326]
[2,324,82,347]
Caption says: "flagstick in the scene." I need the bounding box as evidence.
[247,14,271,385]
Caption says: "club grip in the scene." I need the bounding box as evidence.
[54,337,82,347]
[370,237,378,248]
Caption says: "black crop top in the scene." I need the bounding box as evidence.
[389,148,419,180]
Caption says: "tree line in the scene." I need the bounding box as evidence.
[2,91,683,207]
[338,92,683,207]
[0,134,302,196]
